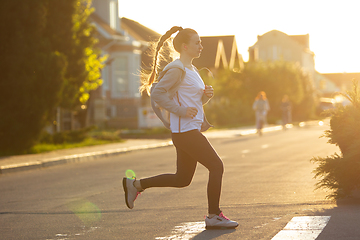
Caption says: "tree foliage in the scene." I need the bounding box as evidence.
[0,0,104,154]
[202,61,316,127]
[311,80,360,199]
[46,0,106,108]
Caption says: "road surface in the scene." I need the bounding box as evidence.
[0,124,342,239]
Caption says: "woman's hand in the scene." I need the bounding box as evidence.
[186,107,198,119]
[204,85,214,98]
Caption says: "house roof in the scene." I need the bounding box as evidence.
[193,35,243,71]
[289,34,309,48]
[120,17,160,42]
[322,72,360,89]
[119,17,166,70]
[90,13,124,38]
[253,30,310,49]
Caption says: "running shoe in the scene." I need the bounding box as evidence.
[123,177,142,209]
[205,212,239,229]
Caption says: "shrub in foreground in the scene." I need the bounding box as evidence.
[311,80,360,199]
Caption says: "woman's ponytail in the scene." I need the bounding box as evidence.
[140,26,183,95]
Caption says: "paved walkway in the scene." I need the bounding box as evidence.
[0,124,287,174]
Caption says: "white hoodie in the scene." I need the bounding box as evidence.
[150,59,213,132]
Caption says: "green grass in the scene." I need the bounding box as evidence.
[29,137,123,154]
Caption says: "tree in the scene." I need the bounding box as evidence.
[0,1,66,154]
[202,60,316,127]
[0,0,105,154]
[46,0,105,109]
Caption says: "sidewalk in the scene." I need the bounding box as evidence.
[0,125,285,175]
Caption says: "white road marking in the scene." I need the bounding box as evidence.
[271,216,331,240]
[155,216,331,239]
[155,221,205,240]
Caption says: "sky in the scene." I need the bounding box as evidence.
[119,0,360,74]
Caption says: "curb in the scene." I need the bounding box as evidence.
[0,141,173,175]
[1,123,308,175]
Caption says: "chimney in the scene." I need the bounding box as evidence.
[92,0,121,33]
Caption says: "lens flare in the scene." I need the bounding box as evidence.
[126,169,136,179]
[67,199,101,226]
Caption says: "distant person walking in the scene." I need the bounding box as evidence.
[122,27,238,229]
[281,95,292,130]
[253,91,270,136]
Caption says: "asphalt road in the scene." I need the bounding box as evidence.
[0,124,342,239]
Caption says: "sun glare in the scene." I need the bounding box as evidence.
[121,0,360,74]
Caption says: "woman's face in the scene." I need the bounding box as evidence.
[183,34,203,58]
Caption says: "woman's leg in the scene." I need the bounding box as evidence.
[140,147,197,189]
[140,130,223,214]
[171,130,224,215]
[124,151,195,210]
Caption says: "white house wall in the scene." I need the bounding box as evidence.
[301,51,315,78]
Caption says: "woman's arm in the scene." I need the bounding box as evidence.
[253,100,258,110]
[151,68,187,117]
[202,85,213,105]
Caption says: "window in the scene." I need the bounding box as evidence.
[113,56,129,97]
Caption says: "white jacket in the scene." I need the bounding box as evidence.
[150,59,213,132]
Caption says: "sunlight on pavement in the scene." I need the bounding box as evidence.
[299,122,306,127]
[49,226,100,240]
[66,199,102,226]
[155,221,205,240]
[263,126,283,132]
[271,216,331,240]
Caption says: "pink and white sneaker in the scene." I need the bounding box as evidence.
[205,212,238,229]
[122,177,142,209]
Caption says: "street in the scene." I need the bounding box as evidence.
[0,124,343,239]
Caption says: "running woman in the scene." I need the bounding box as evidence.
[123,26,238,229]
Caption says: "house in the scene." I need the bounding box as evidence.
[322,72,360,93]
[89,0,150,129]
[120,17,169,129]
[89,1,245,129]
[248,29,341,97]
[249,30,315,79]
[90,0,176,129]
[193,35,244,74]
[313,72,340,97]
[50,0,132,132]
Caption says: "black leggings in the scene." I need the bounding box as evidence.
[140,129,224,214]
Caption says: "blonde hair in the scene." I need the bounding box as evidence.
[139,27,198,95]
[255,91,267,100]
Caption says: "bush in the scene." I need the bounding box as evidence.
[89,129,121,141]
[311,80,360,199]
[201,61,316,128]
[39,126,95,144]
